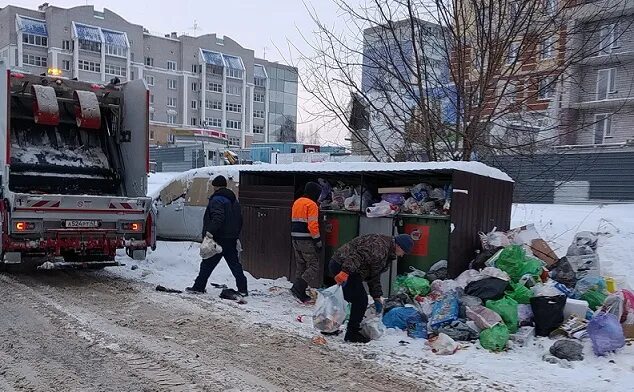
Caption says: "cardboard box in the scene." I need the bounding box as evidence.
[159,179,187,205]
[530,238,559,267]
[623,324,634,339]
[506,224,559,266]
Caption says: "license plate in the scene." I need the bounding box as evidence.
[64,220,100,228]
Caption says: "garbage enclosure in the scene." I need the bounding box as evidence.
[239,161,514,288]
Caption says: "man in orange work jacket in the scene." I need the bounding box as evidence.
[290,182,322,303]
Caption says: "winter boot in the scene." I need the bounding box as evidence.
[185,286,206,294]
[290,279,312,304]
[344,328,371,344]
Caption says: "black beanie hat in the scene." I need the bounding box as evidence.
[212,175,228,187]
[304,182,322,202]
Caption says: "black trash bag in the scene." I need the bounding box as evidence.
[220,288,242,301]
[426,260,448,282]
[438,320,479,341]
[530,295,566,337]
[549,257,577,289]
[464,277,509,302]
[470,247,504,270]
[384,293,412,314]
[550,339,584,361]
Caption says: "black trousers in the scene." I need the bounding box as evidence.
[193,238,247,293]
[329,260,368,331]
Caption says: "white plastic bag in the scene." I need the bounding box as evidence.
[313,285,348,333]
[366,201,397,218]
[200,233,222,259]
[344,193,361,211]
[427,333,459,355]
[361,308,386,340]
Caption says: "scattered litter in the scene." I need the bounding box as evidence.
[311,336,327,346]
[427,333,459,355]
[156,285,182,293]
[550,339,584,361]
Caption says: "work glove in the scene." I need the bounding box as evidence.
[334,271,349,286]
[373,298,383,314]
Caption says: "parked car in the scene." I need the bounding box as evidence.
[151,166,248,241]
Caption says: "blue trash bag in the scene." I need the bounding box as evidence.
[587,312,625,356]
[574,276,607,297]
[406,313,428,339]
[382,306,421,330]
[429,294,460,330]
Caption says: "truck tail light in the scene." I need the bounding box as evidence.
[122,222,143,232]
[15,221,36,231]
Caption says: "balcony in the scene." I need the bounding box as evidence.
[569,96,634,110]
[569,0,634,22]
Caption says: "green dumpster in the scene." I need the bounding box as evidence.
[321,210,359,277]
[396,214,450,275]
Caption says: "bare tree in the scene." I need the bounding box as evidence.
[278,116,298,142]
[296,0,633,161]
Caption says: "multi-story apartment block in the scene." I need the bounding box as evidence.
[0,3,298,148]
[560,0,634,147]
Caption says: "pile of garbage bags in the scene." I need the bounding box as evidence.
[376,227,632,358]
[317,178,451,217]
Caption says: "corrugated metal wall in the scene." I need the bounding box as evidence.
[484,151,634,203]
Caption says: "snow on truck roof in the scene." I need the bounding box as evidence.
[241,161,514,182]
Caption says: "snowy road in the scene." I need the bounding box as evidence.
[0,271,484,392]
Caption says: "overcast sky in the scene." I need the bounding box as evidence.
[13,0,349,144]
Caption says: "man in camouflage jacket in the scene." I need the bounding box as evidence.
[329,233,414,343]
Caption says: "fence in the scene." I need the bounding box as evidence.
[483,151,634,203]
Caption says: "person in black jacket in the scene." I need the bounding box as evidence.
[186,175,248,296]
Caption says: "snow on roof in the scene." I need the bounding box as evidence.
[102,29,128,47]
[241,161,514,182]
[201,49,224,66]
[74,23,102,42]
[16,15,48,36]
[254,64,267,79]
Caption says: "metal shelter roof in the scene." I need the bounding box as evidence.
[241,161,514,182]
[102,29,128,47]
[74,23,102,42]
[16,15,48,36]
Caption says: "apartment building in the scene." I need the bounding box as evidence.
[0,3,298,148]
[560,0,634,147]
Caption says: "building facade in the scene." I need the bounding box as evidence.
[0,3,298,148]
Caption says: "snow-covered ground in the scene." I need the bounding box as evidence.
[112,173,634,391]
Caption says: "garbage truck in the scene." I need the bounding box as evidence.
[0,62,155,269]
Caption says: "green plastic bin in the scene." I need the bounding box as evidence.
[321,210,359,277]
[396,214,450,275]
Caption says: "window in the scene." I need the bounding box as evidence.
[210,65,223,75]
[254,77,266,87]
[105,63,127,77]
[78,39,100,52]
[192,82,198,91]
[254,110,265,119]
[168,79,177,90]
[150,94,155,104]
[62,40,71,50]
[167,61,177,71]
[545,0,556,16]
[254,92,265,102]
[206,100,222,110]
[596,68,617,100]
[594,114,612,144]
[226,120,242,130]
[598,24,618,56]
[145,75,155,86]
[227,68,243,79]
[130,71,135,79]
[540,36,555,60]
[61,59,71,71]
[106,44,126,57]
[167,97,177,107]
[190,117,197,126]
[205,118,222,127]
[150,112,154,121]
[226,103,242,113]
[538,77,555,100]
[191,100,198,109]
[507,42,519,65]
[145,57,154,66]
[131,53,134,62]
[150,130,155,139]
[208,82,222,92]
[22,33,48,47]
[167,114,177,124]
[226,84,241,96]
[192,64,202,73]
[228,136,241,146]
[22,54,47,67]
[78,59,100,72]
[253,125,264,134]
